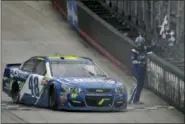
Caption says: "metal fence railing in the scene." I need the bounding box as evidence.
[146,53,184,113]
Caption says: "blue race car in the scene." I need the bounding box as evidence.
[2,55,128,111]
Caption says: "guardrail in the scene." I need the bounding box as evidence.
[147,54,184,113]
[51,0,184,113]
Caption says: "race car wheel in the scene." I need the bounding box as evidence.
[11,81,20,104]
[48,85,58,110]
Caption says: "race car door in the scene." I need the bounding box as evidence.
[19,58,46,105]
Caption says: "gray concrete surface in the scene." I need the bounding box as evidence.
[1,1,184,123]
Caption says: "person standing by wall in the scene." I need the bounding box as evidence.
[128,32,155,104]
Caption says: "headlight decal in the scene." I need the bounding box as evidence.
[75,88,82,93]
[115,85,127,93]
[71,93,78,99]
[61,84,82,93]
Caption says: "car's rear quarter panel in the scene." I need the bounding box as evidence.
[3,65,28,99]
[3,67,16,96]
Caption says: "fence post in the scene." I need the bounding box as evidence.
[167,1,171,29]
[150,1,154,28]
[176,1,181,45]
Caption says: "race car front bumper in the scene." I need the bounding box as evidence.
[59,93,127,111]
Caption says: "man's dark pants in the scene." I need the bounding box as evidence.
[129,64,146,103]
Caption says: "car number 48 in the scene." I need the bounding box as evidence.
[28,76,40,98]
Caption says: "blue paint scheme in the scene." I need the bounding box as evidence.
[58,77,123,89]
[20,93,37,105]
[38,77,128,111]
[58,90,127,111]
[3,68,11,78]
[37,88,49,107]
[2,56,128,111]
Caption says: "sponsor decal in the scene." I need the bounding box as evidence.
[98,98,111,106]
[10,70,28,80]
[71,78,116,84]
[96,89,103,92]
[86,93,112,96]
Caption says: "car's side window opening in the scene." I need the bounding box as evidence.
[34,60,46,76]
[21,59,37,72]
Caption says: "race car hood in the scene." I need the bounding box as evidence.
[57,77,123,89]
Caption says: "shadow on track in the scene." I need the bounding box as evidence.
[2,100,174,113]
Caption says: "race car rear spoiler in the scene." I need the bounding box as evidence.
[6,63,22,68]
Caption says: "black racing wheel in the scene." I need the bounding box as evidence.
[48,85,58,110]
[11,81,20,104]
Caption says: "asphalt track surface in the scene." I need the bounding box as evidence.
[1,1,184,123]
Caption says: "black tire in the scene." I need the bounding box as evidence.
[48,85,58,110]
[11,81,20,104]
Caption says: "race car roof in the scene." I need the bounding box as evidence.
[31,55,92,62]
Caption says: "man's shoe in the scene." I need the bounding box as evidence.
[133,101,144,104]
[128,101,132,104]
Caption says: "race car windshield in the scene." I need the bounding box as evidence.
[50,61,107,77]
